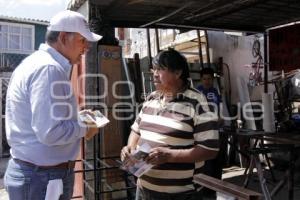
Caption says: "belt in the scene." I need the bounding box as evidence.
[13,158,76,170]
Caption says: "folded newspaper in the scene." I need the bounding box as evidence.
[79,110,110,128]
[121,143,153,177]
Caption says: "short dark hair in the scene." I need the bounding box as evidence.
[200,67,214,78]
[152,48,190,87]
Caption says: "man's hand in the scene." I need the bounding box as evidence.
[145,147,173,165]
[121,145,139,168]
[121,146,136,161]
[79,109,100,140]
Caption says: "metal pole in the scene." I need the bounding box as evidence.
[155,28,160,53]
[122,53,136,106]
[255,156,272,200]
[156,22,261,33]
[142,72,146,100]
[0,78,2,157]
[264,32,268,93]
[140,2,194,28]
[146,28,152,69]
[204,30,211,68]
[197,30,204,69]
[93,136,99,199]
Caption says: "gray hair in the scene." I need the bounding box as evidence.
[45,30,60,44]
[45,31,75,44]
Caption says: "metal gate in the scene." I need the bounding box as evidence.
[0,72,11,158]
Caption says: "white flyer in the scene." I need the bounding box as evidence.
[45,179,63,200]
[121,143,153,177]
[79,110,110,128]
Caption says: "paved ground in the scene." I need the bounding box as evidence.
[0,156,8,200]
[221,165,300,200]
[0,157,300,200]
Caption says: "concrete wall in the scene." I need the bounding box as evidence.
[208,31,264,104]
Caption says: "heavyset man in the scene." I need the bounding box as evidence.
[121,49,219,200]
[4,10,101,200]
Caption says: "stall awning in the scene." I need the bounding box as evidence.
[69,0,300,32]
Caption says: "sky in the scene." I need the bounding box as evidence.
[0,0,69,21]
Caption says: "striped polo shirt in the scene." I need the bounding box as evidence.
[131,88,219,193]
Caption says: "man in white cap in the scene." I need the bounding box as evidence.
[4,10,102,200]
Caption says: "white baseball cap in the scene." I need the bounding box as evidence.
[48,10,102,42]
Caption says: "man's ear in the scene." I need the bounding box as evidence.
[58,32,67,45]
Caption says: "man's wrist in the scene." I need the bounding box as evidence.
[126,145,136,151]
[167,149,179,163]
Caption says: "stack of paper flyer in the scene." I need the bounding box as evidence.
[79,110,110,128]
[121,143,153,177]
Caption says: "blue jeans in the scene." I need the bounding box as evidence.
[4,158,74,200]
[135,186,203,200]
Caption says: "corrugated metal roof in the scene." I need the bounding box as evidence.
[0,15,49,26]
[69,0,300,33]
